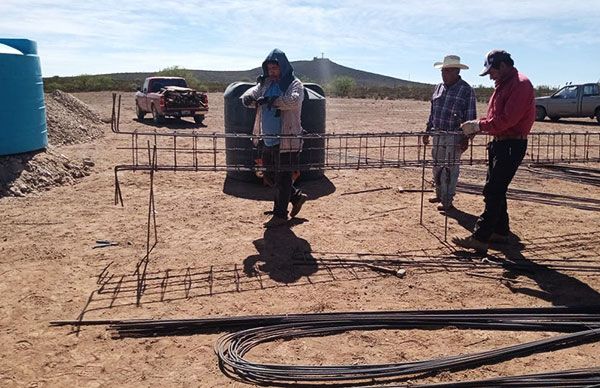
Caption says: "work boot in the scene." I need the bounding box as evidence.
[437,203,455,211]
[263,216,288,228]
[489,232,509,244]
[428,196,441,203]
[452,235,488,253]
[290,193,308,218]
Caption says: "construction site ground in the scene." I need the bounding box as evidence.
[1,91,599,387]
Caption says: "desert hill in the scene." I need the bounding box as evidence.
[101,57,429,88]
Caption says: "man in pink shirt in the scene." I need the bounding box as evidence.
[452,50,535,253]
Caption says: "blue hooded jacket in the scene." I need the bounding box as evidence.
[241,49,304,153]
[260,48,295,92]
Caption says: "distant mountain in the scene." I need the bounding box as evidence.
[106,57,429,88]
[293,58,428,87]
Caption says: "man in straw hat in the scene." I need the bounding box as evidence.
[452,50,535,253]
[423,55,476,212]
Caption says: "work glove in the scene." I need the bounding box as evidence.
[422,134,429,145]
[242,95,255,106]
[255,96,267,106]
[461,120,480,136]
[256,96,277,107]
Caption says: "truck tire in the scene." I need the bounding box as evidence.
[135,103,145,120]
[549,116,561,122]
[194,114,205,124]
[151,104,164,124]
[535,106,546,121]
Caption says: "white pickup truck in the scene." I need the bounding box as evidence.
[535,83,600,123]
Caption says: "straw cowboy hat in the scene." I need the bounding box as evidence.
[433,55,469,69]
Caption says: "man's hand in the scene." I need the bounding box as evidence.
[461,120,480,136]
[256,96,276,106]
[242,95,255,106]
[422,134,429,145]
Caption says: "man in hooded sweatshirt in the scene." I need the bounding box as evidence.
[241,49,308,228]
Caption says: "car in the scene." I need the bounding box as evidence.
[535,83,600,123]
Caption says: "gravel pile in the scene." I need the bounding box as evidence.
[46,90,105,145]
[0,90,103,198]
[0,147,94,197]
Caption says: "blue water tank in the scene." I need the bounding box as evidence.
[0,39,47,156]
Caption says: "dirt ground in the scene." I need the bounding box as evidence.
[1,91,599,387]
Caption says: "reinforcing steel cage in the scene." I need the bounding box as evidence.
[111,94,600,185]
[114,130,600,173]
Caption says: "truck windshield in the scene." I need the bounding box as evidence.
[554,86,578,99]
[162,79,187,88]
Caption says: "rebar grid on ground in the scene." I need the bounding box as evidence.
[71,230,600,325]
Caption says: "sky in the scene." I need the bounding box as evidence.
[1,0,599,87]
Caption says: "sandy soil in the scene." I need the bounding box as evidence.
[0,91,599,387]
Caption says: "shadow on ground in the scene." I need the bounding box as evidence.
[446,210,600,306]
[222,174,336,201]
[444,206,479,232]
[494,231,600,306]
[134,117,207,129]
[243,224,318,284]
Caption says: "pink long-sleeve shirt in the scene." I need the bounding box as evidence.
[479,67,535,137]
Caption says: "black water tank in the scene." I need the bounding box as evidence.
[224,82,326,182]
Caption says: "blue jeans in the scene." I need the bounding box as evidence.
[431,133,463,206]
[473,139,527,241]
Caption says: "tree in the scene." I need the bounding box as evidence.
[328,76,356,97]
[156,66,208,91]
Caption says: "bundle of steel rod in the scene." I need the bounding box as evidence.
[64,306,599,385]
[51,305,600,331]
[527,163,600,187]
[50,307,600,385]
[404,367,600,387]
[214,325,600,384]
[456,181,600,212]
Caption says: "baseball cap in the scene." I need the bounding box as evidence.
[479,50,512,76]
